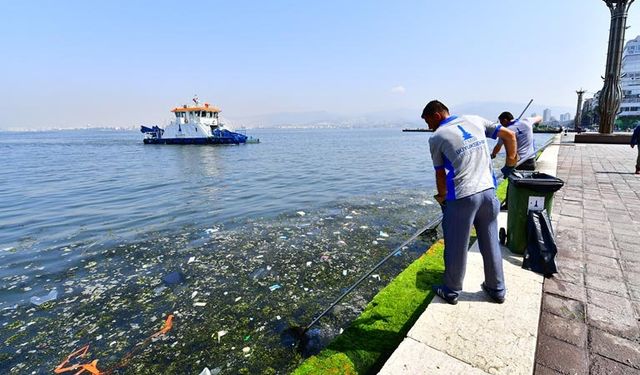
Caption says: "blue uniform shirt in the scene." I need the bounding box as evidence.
[429,115,501,201]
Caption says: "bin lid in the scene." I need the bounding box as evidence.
[508,171,564,193]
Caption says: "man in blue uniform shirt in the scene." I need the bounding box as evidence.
[631,124,640,174]
[422,100,517,304]
[491,112,543,174]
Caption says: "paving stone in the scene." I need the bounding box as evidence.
[621,251,640,263]
[553,268,584,286]
[618,242,640,253]
[590,328,640,369]
[621,260,640,273]
[544,277,587,302]
[585,244,617,258]
[587,288,634,314]
[534,364,563,375]
[535,334,588,374]
[539,312,587,347]
[542,293,585,322]
[585,236,615,249]
[585,253,621,269]
[627,271,640,287]
[586,263,623,279]
[615,233,640,245]
[587,304,640,339]
[590,354,640,375]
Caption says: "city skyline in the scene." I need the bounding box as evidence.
[0,1,638,130]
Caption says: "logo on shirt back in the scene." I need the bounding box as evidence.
[457,125,474,141]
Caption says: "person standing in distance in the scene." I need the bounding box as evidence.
[491,112,543,176]
[631,124,640,175]
[422,100,517,304]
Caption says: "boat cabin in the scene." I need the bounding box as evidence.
[171,103,222,128]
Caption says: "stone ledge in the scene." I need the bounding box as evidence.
[574,133,632,144]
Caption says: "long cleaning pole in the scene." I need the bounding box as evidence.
[303,214,443,332]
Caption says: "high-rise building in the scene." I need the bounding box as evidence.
[620,35,640,116]
[543,108,551,122]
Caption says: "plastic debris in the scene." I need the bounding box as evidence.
[276,315,281,320]
[359,225,369,229]
[242,346,251,353]
[188,256,196,264]
[193,302,207,307]
[372,240,378,245]
[345,215,353,219]
[379,231,389,238]
[191,291,198,298]
[269,284,281,292]
[305,261,312,267]
[244,335,251,341]
[162,271,185,285]
[30,289,58,306]
[342,270,348,276]
[199,368,212,375]
[234,297,242,302]
[371,274,381,281]
[296,211,306,216]
[217,330,228,343]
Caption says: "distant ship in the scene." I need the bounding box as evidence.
[141,97,259,145]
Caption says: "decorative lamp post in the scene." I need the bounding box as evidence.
[575,89,586,130]
[598,0,635,133]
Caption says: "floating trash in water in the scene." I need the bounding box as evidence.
[30,289,58,306]
[153,286,168,296]
[379,231,389,238]
[193,302,207,307]
[162,271,185,285]
[345,215,353,219]
[269,284,281,292]
[305,261,312,267]
[342,270,348,276]
[191,291,198,298]
[217,330,228,343]
[242,346,251,353]
[372,240,378,245]
[244,335,251,341]
[188,256,196,264]
[360,225,369,229]
[205,228,219,234]
[296,211,306,216]
[337,240,346,246]
[199,368,212,375]
[234,297,242,302]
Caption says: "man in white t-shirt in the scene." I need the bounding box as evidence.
[491,112,543,174]
[422,100,517,304]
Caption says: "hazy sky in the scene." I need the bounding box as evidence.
[0,1,638,129]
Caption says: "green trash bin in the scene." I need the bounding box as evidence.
[504,171,564,254]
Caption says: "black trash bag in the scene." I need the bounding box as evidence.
[522,209,558,277]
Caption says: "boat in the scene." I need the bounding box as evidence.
[141,98,259,145]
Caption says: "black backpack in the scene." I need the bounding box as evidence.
[522,209,558,277]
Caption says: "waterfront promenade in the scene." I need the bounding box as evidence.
[380,134,640,374]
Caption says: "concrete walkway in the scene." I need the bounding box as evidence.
[534,135,640,374]
[380,135,640,374]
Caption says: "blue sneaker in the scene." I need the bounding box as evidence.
[432,284,458,305]
[481,282,505,304]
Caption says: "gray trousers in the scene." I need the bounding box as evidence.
[442,188,505,295]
